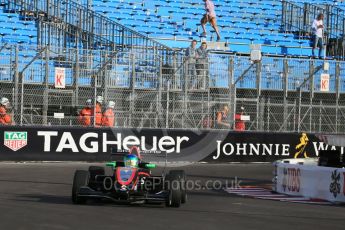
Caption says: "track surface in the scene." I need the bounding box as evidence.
[0,163,344,230]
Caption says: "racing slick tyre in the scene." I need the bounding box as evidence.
[72,170,90,204]
[165,173,181,208]
[169,170,187,204]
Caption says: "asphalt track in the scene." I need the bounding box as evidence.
[0,163,344,230]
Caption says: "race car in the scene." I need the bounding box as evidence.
[72,146,187,207]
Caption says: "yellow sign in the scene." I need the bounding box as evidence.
[294,133,309,158]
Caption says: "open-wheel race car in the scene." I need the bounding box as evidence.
[72,146,187,207]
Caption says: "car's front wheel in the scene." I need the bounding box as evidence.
[165,173,181,207]
[72,170,89,204]
[169,170,187,204]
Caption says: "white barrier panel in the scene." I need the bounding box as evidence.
[316,134,345,147]
[274,162,345,203]
[278,158,318,165]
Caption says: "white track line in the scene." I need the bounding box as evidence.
[224,186,331,204]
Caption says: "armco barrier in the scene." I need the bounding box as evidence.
[274,161,345,203]
[0,126,344,162]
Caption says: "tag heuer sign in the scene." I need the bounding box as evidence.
[4,132,28,151]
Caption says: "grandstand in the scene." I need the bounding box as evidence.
[91,0,345,57]
[0,0,345,133]
[92,0,287,54]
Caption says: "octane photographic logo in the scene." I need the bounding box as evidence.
[329,170,341,198]
[101,176,242,192]
[4,131,28,151]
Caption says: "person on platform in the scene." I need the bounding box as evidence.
[185,40,198,89]
[200,0,221,41]
[215,105,230,129]
[102,101,115,127]
[185,40,198,58]
[78,99,92,127]
[311,13,324,59]
[93,95,103,127]
[196,41,209,88]
[0,97,13,125]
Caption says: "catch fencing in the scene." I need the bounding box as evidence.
[1,43,345,133]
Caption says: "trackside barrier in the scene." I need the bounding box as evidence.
[316,134,345,148]
[0,126,345,162]
[273,161,345,203]
[278,158,319,165]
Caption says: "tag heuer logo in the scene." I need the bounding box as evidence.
[4,132,28,151]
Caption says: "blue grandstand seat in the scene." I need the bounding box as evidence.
[1,0,344,90]
[0,6,38,46]
[90,0,326,57]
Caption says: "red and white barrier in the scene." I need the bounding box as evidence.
[273,160,345,203]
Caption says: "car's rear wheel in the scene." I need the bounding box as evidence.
[165,173,181,207]
[169,170,187,204]
[72,170,89,204]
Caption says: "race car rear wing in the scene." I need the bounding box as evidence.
[105,161,156,169]
[110,148,130,156]
[110,147,165,156]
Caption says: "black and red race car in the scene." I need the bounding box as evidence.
[72,147,187,207]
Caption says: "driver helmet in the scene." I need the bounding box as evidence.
[129,146,141,159]
[124,154,139,168]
